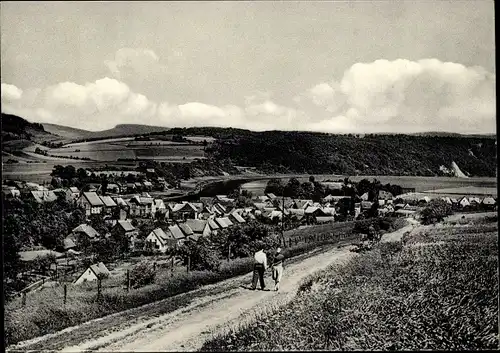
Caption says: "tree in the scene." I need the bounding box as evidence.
[76,168,88,180]
[300,182,314,199]
[264,178,284,196]
[284,178,302,198]
[101,175,108,196]
[420,199,453,225]
[309,175,315,183]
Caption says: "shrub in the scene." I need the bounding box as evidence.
[129,261,156,288]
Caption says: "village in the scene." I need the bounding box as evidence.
[2,166,497,293]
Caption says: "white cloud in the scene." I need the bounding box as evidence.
[105,48,165,80]
[2,58,495,134]
[1,83,23,101]
[301,58,496,133]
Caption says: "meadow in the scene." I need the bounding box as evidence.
[202,215,498,351]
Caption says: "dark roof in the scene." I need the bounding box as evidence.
[100,196,117,207]
[185,219,208,233]
[207,219,220,230]
[230,212,246,223]
[178,223,194,236]
[83,192,104,206]
[117,220,136,232]
[72,224,99,238]
[168,225,185,239]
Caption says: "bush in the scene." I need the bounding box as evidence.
[129,261,156,288]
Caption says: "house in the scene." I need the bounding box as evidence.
[77,192,104,216]
[214,195,235,204]
[63,237,77,251]
[468,197,481,205]
[185,219,212,237]
[321,207,336,216]
[293,199,313,210]
[128,196,154,217]
[29,190,58,203]
[112,220,139,251]
[178,222,194,237]
[71,224,100,241]
[229,212,246,224]
[266,193,277,200]
[199,205,215,219]
[143,181,153,191]
[170,202,198,220]
[441,197,452,205]
[207,218,220,235]
[481,197,496,209]
[165,224,186,246]
[304,206,328,217]
[458,196,470,208]
[99,196,118,215]
[2,186,20,198]
[215,217,233,229]
[145,228,175,253]
[360,192,370,201]
[65,186,80,200]
[74,262,111,285]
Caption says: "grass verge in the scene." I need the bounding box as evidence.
[201,219,498,351]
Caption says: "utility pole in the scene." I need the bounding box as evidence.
[281,192,285,247]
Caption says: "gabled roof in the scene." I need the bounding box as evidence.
[230,212,246,223]
[294,199,312,209]
[185,219,208,233]
[482,197,496,205]
[114,197,127,206]
[253,202,268,210]
[304,206,320,214]
[116,220,136,232]
[72,224,99,238]
[89,262,110,277]
[321,207,336,215]
[288,209,305,215]
[468,197,481,204]
[172,202,198,213]
[178,223,194,236]
[207,219,220,230]
[63,237,77,250]
[99,196,117,207]
[168,225,185,239]
[360,192,369,201]
[143,181,153,187]
[30,191,58,203]
[190,202,204,211]
[68,187,79,193]
[215,217,233,228]
[147,228,170,246]
[266,193,277,200]
[82,192,104,206]
[153,199,166,208]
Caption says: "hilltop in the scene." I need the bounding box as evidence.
[43,123,171,141]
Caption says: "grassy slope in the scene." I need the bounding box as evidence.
[202,216,498,351]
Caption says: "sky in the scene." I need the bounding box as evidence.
[1,1,496,134]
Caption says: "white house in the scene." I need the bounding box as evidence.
[65,187,80,200]
[145,227,173,253]
[458,197,470,208]
[73,262,111,285]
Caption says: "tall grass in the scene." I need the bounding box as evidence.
[202,221,498,351]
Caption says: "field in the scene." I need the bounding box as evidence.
[202,214,498,351]
[47,139,206,162]
[241,175,497,196]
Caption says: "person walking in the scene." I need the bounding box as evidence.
[251,247,268,290]
[272,247,285,291]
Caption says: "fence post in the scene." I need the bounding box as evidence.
[64,284,67,305]
[22,292,26,306]
[97,279,101,301]
[127,269,130,291]
[153,262,157,273]
[288,238,292,248]
[187,256,191,273]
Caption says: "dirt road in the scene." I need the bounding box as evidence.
[26,245,355,352]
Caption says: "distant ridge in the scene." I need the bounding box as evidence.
[42,123,171,140]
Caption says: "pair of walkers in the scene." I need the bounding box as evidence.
[251,247,285,291]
